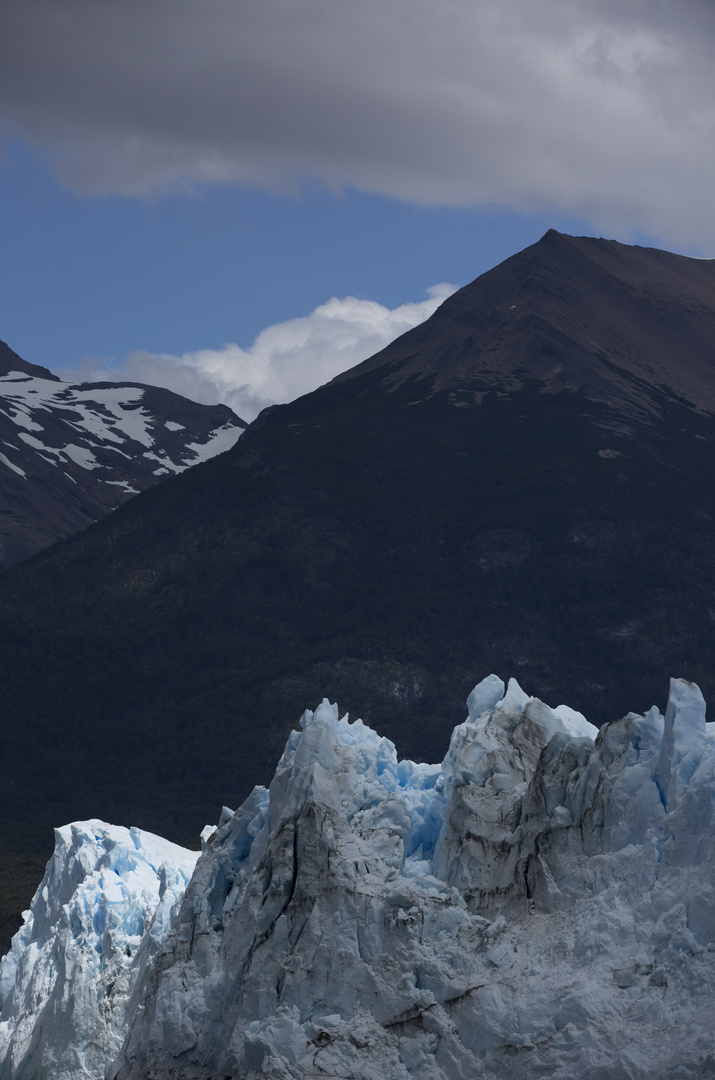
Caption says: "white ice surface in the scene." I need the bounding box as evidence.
[553,702,599,739]
[5,677,715,1080]
[105,675,715,1080]
[0,822,198,1080]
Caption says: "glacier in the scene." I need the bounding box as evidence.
[2,675,715,1080]
[0,822,198,1080]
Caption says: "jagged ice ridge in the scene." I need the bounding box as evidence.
[0,823,198,1080]
[2,675,715,1079]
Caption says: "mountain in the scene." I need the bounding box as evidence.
[2,230,715,951]
[0,339,245,566]
[335,228,715,419]
[2,674,714,1079]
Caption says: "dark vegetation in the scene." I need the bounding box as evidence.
[2,231,715,950]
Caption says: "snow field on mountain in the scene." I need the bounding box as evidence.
[0,371,242,482]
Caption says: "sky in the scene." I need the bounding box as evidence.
[2,0,714,421]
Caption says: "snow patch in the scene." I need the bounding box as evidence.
[181,422,242,464]
[61,443,102,470]
[0,453,26,478]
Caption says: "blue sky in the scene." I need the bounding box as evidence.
[0,143,595,371]
[2,0,714,420]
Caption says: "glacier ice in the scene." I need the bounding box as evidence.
[105,676,715,1080]
[3,676,715,1080]
[0,821,198,1080]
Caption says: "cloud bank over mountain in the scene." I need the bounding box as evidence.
[64,285,457,422]
[2,0,715,247]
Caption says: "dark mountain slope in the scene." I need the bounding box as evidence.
[0,339,245,565]
[339,229,715,418]
[2,231,715,948]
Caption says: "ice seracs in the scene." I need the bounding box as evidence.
[0,822,198,1080]
[107,675,715,1080]
[2,676,715,1080]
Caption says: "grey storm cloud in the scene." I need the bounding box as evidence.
[2,0,715,245]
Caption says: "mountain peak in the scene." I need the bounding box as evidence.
[0,340,246,565]
[0,338,60,382]
[333,233,715,422]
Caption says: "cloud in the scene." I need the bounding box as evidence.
[63,285,458,422]
[3,0,715,246]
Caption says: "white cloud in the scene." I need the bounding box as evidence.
[62,285,458,423]
[3,0,715,246]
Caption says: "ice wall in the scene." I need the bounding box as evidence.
[106,676,715,1080]
[0,821,198,1080]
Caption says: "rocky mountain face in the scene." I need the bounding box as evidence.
[337,229,715,420]
[1,231,715,952]
[0,339,245,565]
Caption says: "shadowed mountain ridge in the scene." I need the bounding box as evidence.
[335,230,715,419]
